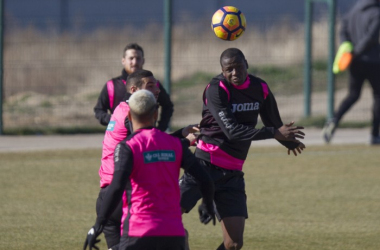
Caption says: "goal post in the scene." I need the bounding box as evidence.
[304,0,336,119]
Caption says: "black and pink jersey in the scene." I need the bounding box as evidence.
[96,127,214,237]
[196,73,298,171]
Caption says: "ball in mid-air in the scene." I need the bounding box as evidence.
[211,6,246,41]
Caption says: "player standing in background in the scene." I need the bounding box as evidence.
[94,43,174,131]
[84,90,215,250]
[179,48,306,250]
[322,0,380,145]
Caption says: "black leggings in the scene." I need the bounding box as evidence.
[334,61,380,136]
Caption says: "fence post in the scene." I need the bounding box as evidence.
[304,0,313,117]
[304,0,336,119]
[60,0,69,33]
[327,0,336,120]
[0,0,3,135]
[164,0,172,130]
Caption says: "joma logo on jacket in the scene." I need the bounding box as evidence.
[231,102,259,113]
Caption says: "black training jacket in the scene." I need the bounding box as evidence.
[195,73,299,171]
[94,69,174,131]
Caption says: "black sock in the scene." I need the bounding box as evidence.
[216,242,226,250]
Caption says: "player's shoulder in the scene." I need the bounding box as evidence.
[110,102,129,124]
[248,74,267,85]
[156,129,183,144]
[206,74,230,92]
[248,74,272,92]
[108,75,124,85]
[113,101,130,114]
[208,74,225,85]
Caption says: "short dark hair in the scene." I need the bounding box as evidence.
[220,48,246,67]
[123,43,144,57]
[126,69,154,91]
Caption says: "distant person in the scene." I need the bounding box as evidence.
[84,89,215,250]
[179,48,305,250]
[94,43,174,131]
[96,69,198,250]
[322,0,380,145]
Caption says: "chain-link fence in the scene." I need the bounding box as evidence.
[3,0,370,133]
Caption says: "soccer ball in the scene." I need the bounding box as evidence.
[211,6,246,41]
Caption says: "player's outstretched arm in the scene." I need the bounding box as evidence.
[170,124,200,146]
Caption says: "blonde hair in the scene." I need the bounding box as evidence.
[129,89,157,121]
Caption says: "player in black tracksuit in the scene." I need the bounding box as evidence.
[322,0,380,144]
[93,43,174,131]
[179,48,305,250]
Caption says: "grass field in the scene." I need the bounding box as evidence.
[1,145,380,250]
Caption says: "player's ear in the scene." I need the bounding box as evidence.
[221,69,227,78]
[130,86,137,93]
[142,57,145,66]
[245,59,249,69]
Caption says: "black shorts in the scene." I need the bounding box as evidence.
[119,236,185,250]
[179,159,248,220]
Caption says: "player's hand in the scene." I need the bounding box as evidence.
[182,124,200,137]
[275,121,305,142]
[198,202,216,226]
[83,224,103,250]
[287,141,306,156]
[186,133,198,146]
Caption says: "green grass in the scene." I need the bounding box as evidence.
[4,126,105,135]
[1,145,380,249]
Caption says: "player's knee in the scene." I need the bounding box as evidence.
[224,239,243,250]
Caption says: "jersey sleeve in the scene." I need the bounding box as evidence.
[157,81,174,131]
[259,84,300,150]
[94,84,112,126]
[96,142,133,226]
[205,83,275,141]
